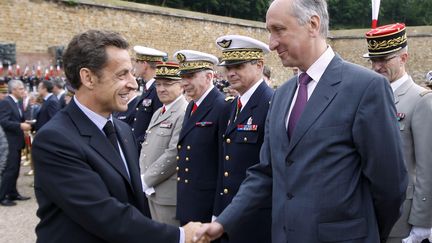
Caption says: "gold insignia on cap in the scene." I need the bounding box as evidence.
[179,61,214,72]
[217,39,232,48]
[367,33,407,52]
[136,54,164,62]
[155,62,181,80]
[176,53,186,62]
[221,48,264,62]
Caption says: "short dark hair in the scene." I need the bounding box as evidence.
[62,30,129,89]
[41,80,54,93]
[52,78,65,89]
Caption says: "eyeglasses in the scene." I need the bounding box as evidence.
[155,81,181,88]
[368,55,399,64]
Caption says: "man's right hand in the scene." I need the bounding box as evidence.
[192,222,224,243]
[20,122,31,131]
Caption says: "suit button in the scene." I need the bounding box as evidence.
[225,155,230,161]
[243,137,247,142]
[224,171,229,177]
[185,168,189,172]
[286,193,294,200]
[223,188,228,194]
[136,108,139,111]
[187,145,191,150]
[185,179,189,183]
[178,145,182,149]
[131,128,135,131]
[177,177,180,181]
[134,118,137,121]
[176,156,180,160]
[176,167,179,171]
[422,197,427,201]
[144,108,147,111]
[185,157,190,161]
[226,138,231,144]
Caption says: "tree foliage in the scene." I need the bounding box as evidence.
[131,0,432,27]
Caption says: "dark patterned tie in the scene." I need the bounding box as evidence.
[103,120,120,155]
[288,73,312,138]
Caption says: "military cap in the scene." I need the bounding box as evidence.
[363,23,407,58]
[134,46,167,62]
[215,35,270,66]
[174,50,218,75]
[0,81,8,94]
[155,62,181,80]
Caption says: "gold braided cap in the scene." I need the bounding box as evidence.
[155,62,181,80]
[136,54,165,62]
[221,48,264,62]
[179,61,214,71]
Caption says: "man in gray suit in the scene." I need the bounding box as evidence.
[194,0,408,242]
[364,23,432,243]
[140,62,188,226]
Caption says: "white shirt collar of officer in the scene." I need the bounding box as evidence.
[195,84,214,106]
[44,93,53,101]
[239,78,264,111]
[163,95,184,113]
[145,78,155,91]
[391,73,409,92]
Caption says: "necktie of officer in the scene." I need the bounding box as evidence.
[191,102,198,116]
[288,73,312,138]
[161,106,166,115]
[103,120,120,155]
[234,98,242,121]
[16,102,23,118]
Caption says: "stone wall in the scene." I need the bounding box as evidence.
[1,0,431,85]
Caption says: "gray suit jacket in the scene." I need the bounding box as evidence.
[388,77,432,238]
[217,55,408,243]
[140,96,188,206]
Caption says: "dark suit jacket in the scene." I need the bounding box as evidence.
[34,94,60,131]
[114,96,139,127]
[32,99,179,243]
[58,93,66,109]
[176,87,230,224]
[132,84,162,145]
[0,95,25,150]
[214,81,273,243]
[217,55,408,243]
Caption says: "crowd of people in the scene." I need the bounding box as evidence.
[1,0,432,242]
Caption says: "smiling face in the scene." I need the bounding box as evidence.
[224,61,263,95]
[180,71,212,101]
[155,79,183,105]
[89,46,138,117]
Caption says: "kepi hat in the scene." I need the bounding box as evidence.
[215,35,270,66]
[174,50,218,75]
[134,46,167,62]
[155,62,181,80]
[363,23,407,58]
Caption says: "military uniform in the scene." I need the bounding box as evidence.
[114,95,139,127]
[213,35,273,243]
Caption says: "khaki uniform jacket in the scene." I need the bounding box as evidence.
[389,77,432,238]
[140,96,188,206]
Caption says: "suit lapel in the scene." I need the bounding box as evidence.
[393,77,413,105]
[7,96,21,120]
[287,56,342,153]
[179,88,216,141]
[66,100,133,188]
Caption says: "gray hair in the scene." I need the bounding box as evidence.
[7,79,24,93]
[290,0,329,38]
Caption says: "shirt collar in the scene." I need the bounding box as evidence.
[9,94,19,103]
[145,78,155,91]
[44,93,53,101]
[57,90,65,99]
[391,73,409,92]
[195,84,214,106]
[163,95,184,113]
[73,96,112,132]
[240,79,264,108]
[303,45,335,83]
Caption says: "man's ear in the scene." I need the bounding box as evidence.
[80,68,95,90]
[309,15,321,37]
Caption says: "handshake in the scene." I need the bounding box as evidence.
[183,221,224,243]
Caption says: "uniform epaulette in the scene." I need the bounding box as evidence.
[419,90,432,97]
[225,96,235,102]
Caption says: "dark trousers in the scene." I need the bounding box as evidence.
[0,148,21,200]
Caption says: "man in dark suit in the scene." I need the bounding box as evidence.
[32,30,206,243]
[194,0,408,242]
[132,46,166,149]
[0,79,32,206]
[212,35,274,243]
[173,50,230,226]
[52,78,67,109]
[34,80,60,131]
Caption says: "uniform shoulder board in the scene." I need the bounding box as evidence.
[420,90,432,97]
[225,96,235,102]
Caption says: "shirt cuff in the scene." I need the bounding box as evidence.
[179,227,185,243]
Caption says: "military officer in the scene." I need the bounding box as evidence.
[140,62,188,226]
[113,90,139,127]
[132,46,166,149]
[174,50,230,226]
[213,35,273,243]
[364,23,432,243]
